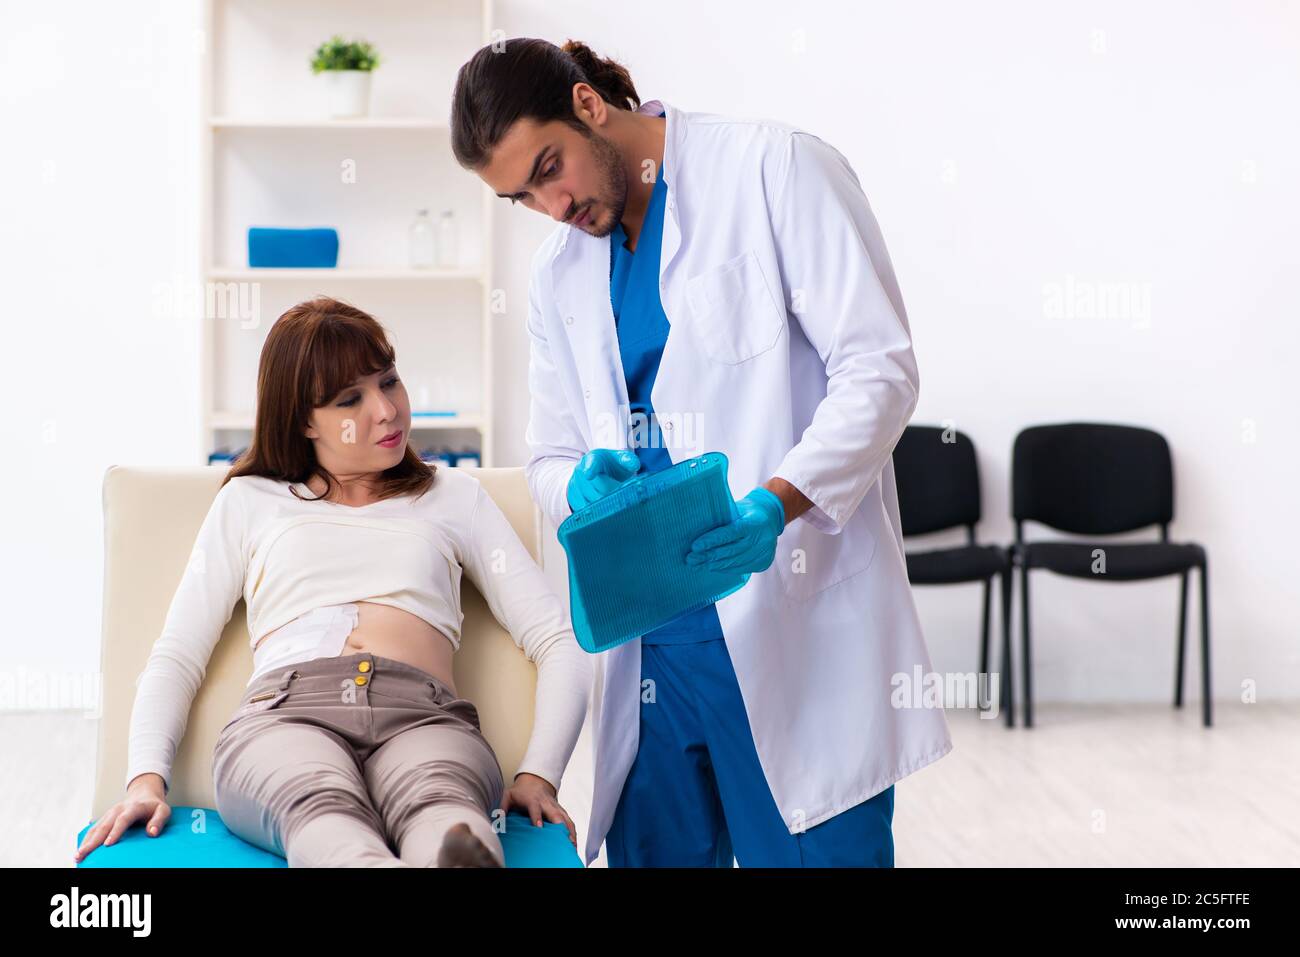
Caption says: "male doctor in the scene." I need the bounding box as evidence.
[452,38,952,866]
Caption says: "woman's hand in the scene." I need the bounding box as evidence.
[499,772,576,846]
[74,773,171,863]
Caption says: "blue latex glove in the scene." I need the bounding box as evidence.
[686,486,786,573]
[566,449,641,513]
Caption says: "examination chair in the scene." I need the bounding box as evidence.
[77,464,582,867]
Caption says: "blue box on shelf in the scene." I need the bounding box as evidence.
[248,227,339,268]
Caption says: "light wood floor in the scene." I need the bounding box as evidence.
[895,701,1300,867]
[7,701,1297,867]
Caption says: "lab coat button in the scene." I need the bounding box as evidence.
[565,315,575,325]
[584,389,591,399]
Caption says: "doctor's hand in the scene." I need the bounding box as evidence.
[566,448,641,513]
[686,486,786,574]
[500,772,577,847]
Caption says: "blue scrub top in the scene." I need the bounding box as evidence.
[609,114,724,645]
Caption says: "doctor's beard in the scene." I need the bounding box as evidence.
[573,126,628,239]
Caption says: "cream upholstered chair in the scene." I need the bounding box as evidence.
[91,464,545,823]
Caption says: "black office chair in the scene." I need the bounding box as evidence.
[1011,423,1211,728]
[893,425,1015,727]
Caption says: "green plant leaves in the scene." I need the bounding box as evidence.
[310,34,381,73]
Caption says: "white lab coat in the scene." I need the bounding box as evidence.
[523,99,953,865]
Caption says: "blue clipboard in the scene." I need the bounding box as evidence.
[557,451,749,654]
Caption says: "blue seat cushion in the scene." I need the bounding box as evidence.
[76,806,582,868]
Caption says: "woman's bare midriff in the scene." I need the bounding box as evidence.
[254,601,457,695]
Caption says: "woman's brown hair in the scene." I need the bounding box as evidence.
[450,38,640,170]
[221,296,435,503]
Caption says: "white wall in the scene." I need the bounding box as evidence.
[493,0,1300,713]
[1,2,203,697]
[3,1,1297,722]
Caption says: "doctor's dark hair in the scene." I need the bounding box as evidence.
[450,38,640,170]
[221,296,435,504]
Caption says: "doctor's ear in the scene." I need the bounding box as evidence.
[571,83,608,127]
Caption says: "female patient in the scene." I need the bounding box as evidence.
[75,296,592,867]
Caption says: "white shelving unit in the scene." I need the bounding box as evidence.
[198,0,496,466]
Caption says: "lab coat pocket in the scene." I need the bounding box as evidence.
[684,248,785,364]
[773,514,877,603]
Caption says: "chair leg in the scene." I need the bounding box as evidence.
[1200,560,1212,727]
[1020,562,1033,728]
[1174,570,1188,708]
[1000,567,1015,728]
[979,576,992,710]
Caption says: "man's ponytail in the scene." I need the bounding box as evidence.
[560,40,640,112]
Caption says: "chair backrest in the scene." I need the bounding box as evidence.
[92,465,545,819]
[1011,422,1173,537]
[891,425,982,537]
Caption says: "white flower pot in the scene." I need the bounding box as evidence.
[321,70,372,118]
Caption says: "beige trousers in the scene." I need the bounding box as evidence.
[212,652,505,867]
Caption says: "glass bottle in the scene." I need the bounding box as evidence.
[435,209,458,268]
[409,209,435,269]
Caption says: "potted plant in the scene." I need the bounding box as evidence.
[310,35,381,118]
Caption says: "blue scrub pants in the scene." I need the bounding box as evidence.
[606,638,895,867]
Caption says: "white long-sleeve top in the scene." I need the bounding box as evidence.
[125,466,592,795]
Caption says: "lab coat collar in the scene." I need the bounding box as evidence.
[638,98,682,194]
[544,99,686,445]
[654,100,684,272]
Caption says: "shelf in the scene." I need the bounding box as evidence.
[200,0,495,465]
[210,412,485,432]
[207,266,483,282]
[211,412,484,431]
[210,116,447,130]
